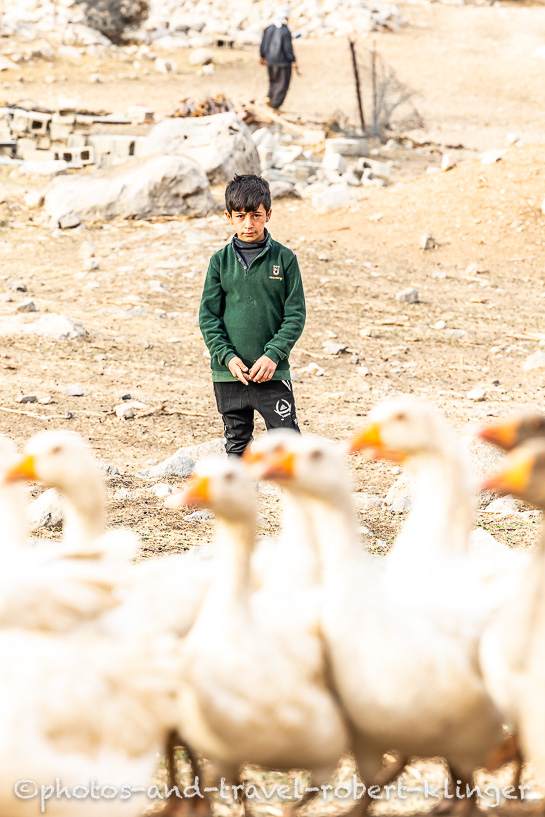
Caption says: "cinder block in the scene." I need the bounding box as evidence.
[20,148,56,161]
[325,137,368,157]
[16,138,36,159]
[54,145,95,167]
[127,105,154,124]
[50,121,72,141]
[37,135,52,150]
[11,109,51,136]
[67,133,87,148]
[110,135,136,159]
[53,110,76,126]
[133,136,150,156]
[0,143,16,157]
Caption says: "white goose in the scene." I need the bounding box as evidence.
[479,437,545,783]
[257,430,507,813]
[171,456,349,809]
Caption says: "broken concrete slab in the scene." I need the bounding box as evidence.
[0,314,88,340]
[44,154,214,225]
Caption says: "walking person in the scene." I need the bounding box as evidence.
[260,6,299,110]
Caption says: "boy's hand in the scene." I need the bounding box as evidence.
[249,355,277,383]
[228,356,250,385]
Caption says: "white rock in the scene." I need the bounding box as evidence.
[447,328,469,341]
[420,232,436,250]
[83,257,100,271]
[184,509,214,522]
[299,362,324,376]
[136,449,195,479]
[434,320,446,330]
[59,211,81,229]
[388,496,412,514]
[184,438,226,460]
[151,483,173,498]
[467,387,486,401]
[396,286,419,304]
[189,47,213,66]
[44,154,213,225]
[19,160,68,177]
[0,314,88,340]
[23,189,44,208]
[142,112,260,184]
[323,340,348,355]
[353,492,382,512]
[65,384,84,396]
[155,57,177,74]
[480,149,506,165]
[0,56,18,71]
[523,351,545,372]
[27,488,63,531]
[441,153,456,171]
[311,183,353,213]
[269,181,301,200]
[485,495,520,516]
[115,404,135,419]
[384,472,414,508]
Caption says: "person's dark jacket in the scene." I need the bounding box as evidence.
[260,24,295,66]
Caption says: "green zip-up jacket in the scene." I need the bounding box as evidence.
[199,234,306,382]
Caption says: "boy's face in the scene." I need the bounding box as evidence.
[225,204,272,242]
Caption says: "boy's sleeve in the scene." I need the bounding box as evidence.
[199,258,236,367]
[264,254,306,365]
[283,28,296,64]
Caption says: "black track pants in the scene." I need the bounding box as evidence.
[213,379,300,457]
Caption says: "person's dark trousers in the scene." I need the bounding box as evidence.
[214,379,300,457]
[267,64,292,109]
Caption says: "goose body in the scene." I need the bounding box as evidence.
[173,456,348,784]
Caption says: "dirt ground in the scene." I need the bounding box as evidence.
[2,0,545,554]
[2,2,545,813]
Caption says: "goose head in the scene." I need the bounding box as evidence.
[348,396,453,462]
[481,440,545,510]
[4,430,105,543]
[166,456,256,523]
[246,431,352,505]
[477,413,545,452]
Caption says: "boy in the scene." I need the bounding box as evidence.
[199,174,305,456]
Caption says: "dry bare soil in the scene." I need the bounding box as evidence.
[1,3,545,813]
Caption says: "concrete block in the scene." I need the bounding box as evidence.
[322,151,347,174]
[53,110,76,126]
[127,105,154,124]
[54,145,95,167]
[11,114,30,135]
[357,157,392,181]
[20,148,57,161]
[325,137,368,157]
[37,135,52,150]
[0,143,16,157]
[67,133,87,149]
[110,135,136,159]
[133,136,150,157]
[16,138,36,159]
[50,121,73,141]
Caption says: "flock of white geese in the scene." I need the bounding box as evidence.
[2,396,545,817]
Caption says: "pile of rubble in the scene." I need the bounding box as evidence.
[0,0,405,47]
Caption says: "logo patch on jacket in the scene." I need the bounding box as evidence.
[269,265,282,280]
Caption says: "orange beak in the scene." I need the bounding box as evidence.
[348,421,383,454]
[259,448,296,481]
[164,474,211,510]
[480,448,535,496]
[4,454,37,483]
[477,417,521,451]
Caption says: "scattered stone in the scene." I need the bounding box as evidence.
[420,232,436,250]
[142,112,260,185]
[38,396,53,405]
[441,153,456,171]
[16,299,36,313]
[155,57,177,74]
[115,403,135,419]
[19,160,68,177]
[388,496,412,514]
[136,448,195,479]
[523,351,545,372]
[113,488,132,500]
[0,57,18,71]
[65,384,84,396]
[120,393,132,401]
[184,438,226,460]
[480,150,506,165]
[27,488,63,531]
[485,495,520,516]
[323,340,348,355]
[299,362,324,376]
[151,483,173,498]
[269,181,301,200]
[83,257,100,271]
[23,189,44,208]
[59,211,82,229]
[384,472,415,508]
[352,492,382,512]
[18,394,37,404]
[184,509,215,522]
[189,47,214,66]
[44,154,214,225]
[79,240,96,260]
[446,328,469,341]
[467,387,486,401]
[434,320,446,330]
[98,462,123,478]
[7,280,27,292]
[311,184,353,213]
[396,287,419,304]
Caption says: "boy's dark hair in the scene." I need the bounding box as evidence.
[225,174,271,214]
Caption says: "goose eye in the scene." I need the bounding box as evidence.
[393,412,406,423]
[309,449,323,462]
[51,445,62,455]
[224,472,236,482]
